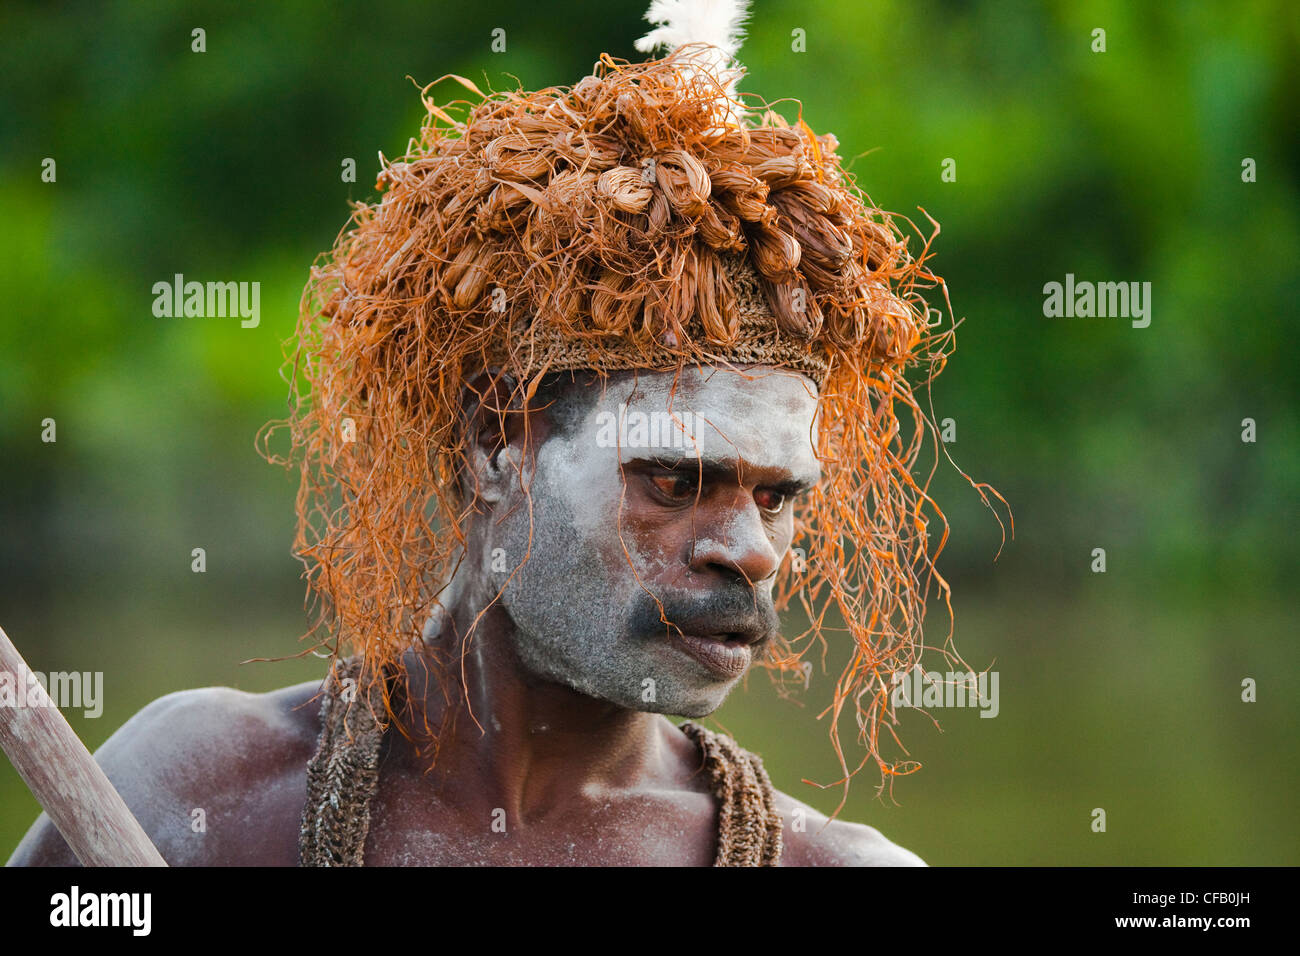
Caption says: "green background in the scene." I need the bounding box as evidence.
[1,0,1296,864]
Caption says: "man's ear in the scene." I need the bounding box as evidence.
[458,370,530,505]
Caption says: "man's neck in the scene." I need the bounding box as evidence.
[397,603,672,823]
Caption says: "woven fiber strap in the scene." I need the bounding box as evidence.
[299,658,784,866]
[482,252,832,389]
[678,721,784,867]
[299,656,386,866]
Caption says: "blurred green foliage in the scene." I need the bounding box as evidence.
[1,0,1296,863]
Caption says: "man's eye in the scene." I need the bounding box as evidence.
[650,474,697,501]
[754,489,789,514]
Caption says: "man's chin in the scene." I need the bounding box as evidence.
[547,671,737,717]
[613,672,741,718]
[664,698,728,719]
[516,641,746,716]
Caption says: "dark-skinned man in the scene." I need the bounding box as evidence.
[10,0,963,866]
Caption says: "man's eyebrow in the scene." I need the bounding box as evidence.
[627,455,821,493]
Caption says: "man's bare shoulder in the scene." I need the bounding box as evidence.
[772,790,927,866]
[7,678,326,867]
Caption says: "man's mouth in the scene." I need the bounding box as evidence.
[666,630,758,679]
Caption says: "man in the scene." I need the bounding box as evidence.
[10,362,922,866]
[11,1,967,865]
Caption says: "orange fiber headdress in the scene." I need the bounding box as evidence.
[264,1,1002,805]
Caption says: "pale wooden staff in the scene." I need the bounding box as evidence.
[0,624,167,866]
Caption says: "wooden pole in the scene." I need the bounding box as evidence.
[0,624,167,866]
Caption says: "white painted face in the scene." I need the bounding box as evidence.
[493,365,822,716]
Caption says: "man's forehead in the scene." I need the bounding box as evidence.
[572,366,822,479]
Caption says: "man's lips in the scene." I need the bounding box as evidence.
[665,631,757,678]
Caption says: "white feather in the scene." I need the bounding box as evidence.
[634,0,752,61]
[633,0,753,122]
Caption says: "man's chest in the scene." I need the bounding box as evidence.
[358,773,719,866]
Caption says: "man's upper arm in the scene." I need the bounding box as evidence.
[775,792,928,866]
[821,819,928,866]
[9,689,185,866]
[7,685,315,867]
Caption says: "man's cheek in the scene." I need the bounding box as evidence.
[608,524,675,583]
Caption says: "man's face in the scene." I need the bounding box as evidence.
[491,365,822,716]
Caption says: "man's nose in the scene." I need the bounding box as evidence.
[687,493,782,586]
